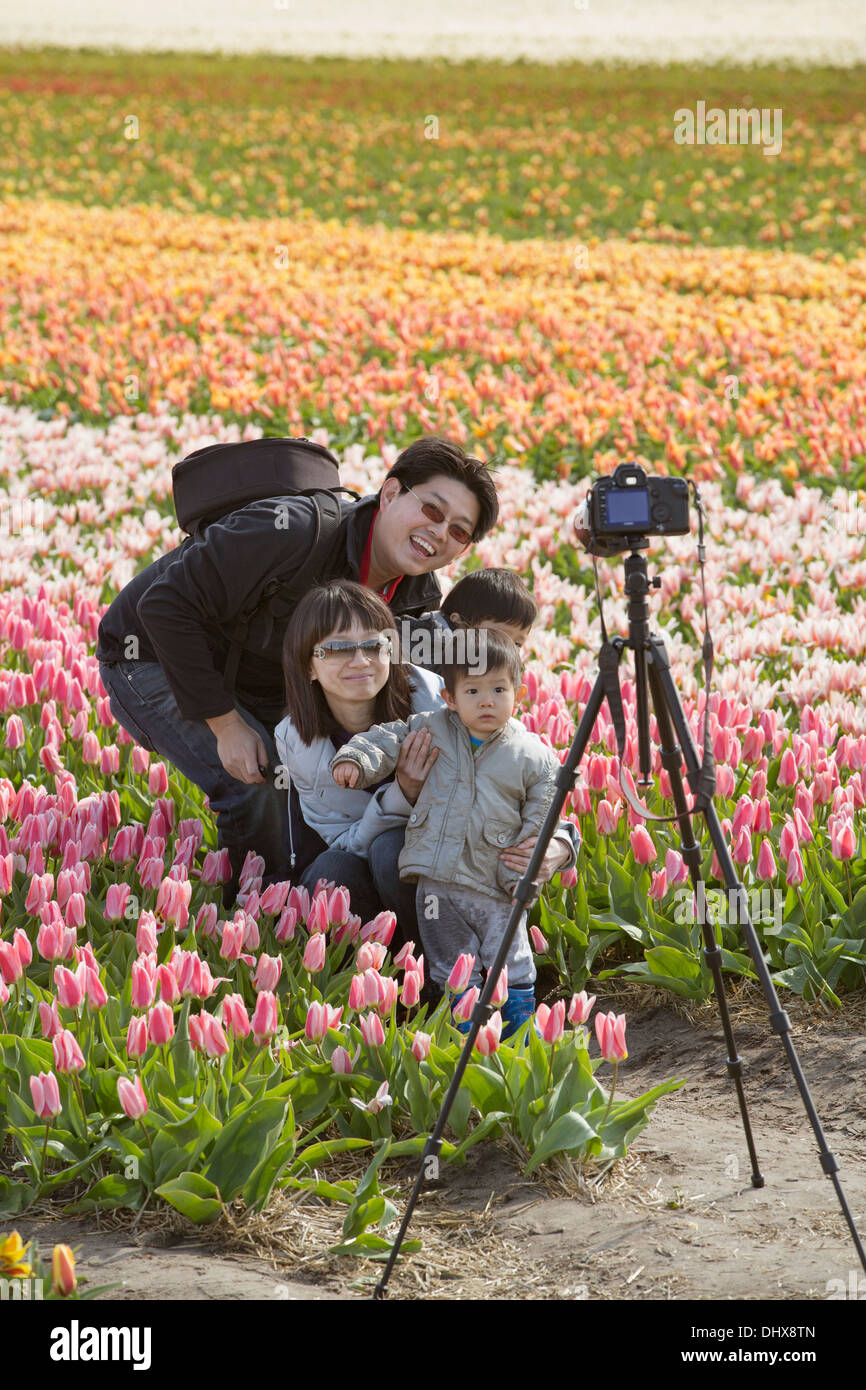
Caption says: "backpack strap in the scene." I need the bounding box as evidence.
[222,490,349,694]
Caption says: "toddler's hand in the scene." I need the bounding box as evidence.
[332,761,360,788]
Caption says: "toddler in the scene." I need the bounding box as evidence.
[330,628,562,1036]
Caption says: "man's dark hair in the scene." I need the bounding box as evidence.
[282,581,411,745]
[444,567,538,632]
[380,436,499,543]
[440,627,523,699]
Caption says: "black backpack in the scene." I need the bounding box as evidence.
[171,436,359,691]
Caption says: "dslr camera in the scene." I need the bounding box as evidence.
[574,463,690,556]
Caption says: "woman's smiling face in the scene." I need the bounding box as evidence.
[308,621,392,709]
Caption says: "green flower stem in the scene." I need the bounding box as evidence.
[72,1072,88,1132]
[140,1117,157,1189]
[39,1121,51,1183]
[495,1052,517,1111]
[547,1040,556,1092]
[843,861,853,909]
[601,1060,619,1128]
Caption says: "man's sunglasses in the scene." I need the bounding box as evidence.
[402,483,473,546]
[311,637,393,660]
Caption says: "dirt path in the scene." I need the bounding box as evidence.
[14,1001,866,1302]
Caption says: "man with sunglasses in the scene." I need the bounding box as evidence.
[97,436,516,903]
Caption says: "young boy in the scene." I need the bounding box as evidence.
[401,567,538,673]
[330,628,561,1036]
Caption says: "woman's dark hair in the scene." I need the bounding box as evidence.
[380,436,499,543]
[443,567,538,632]
[440,628,523,699]
[282,581,411,745]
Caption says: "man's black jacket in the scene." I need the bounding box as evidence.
[96,493,442,730]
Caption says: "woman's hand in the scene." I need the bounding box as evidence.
[332,761,360,788]
[499,835,570,885]
[395,729,439,805]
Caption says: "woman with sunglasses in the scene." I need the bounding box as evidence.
[274,580,443,946]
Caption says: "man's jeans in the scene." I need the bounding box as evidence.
[99,659,289,899]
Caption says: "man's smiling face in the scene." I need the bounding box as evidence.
[373,474,481,578]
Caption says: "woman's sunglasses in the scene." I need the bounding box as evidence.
[402,483,473,546]
[312,636,392,660]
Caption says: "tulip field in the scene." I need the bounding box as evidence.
[0,50,865,1295]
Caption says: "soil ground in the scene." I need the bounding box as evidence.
[14,996,866,1302]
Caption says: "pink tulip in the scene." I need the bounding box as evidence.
[39,998,61,1039]
[100,745,120,776]
[327,886,350,926]
[0,854,13,895]
[252,952,283,993]
[732,796,755,838]
[302,932,327,973]
[448,953,476,993]
[195,903,219,941]
[52,1028,85,1073]
[357,941,387,973]
[401,970,421,1007]
[331,1046,355,1075]
[777,748,798,787]
[348,973,367,1011]
[148,1001,175,1046]
[393,940,416,969]
[304,1001,344,1041]
[629,826,656,865]
[148,763,169,796]
[412,1031,432,1062]
[779,820,798,861]
[529,925,548,954]
[794,783,814,822]
[105,883,131,922]
[65,892,86,930]
[220,993,250,1037]
[188,1014,205,1051]
[569,990,597,1025]
[130,959,155,1010]
[55,964,85,1009]
[595,1011,628,1062]
[30,1070,62,1118]
[25,871,53,914]
[648,868,667,900]
[13,927,32,969]
[5,715,25,749]
[360,910,396,946]
[535,999,566,1044]
[81,731,100,764]
[358,1011,386,1047]
[452,986,480,1025]
[131,745,150,775]
[596,798,621,835]
[135,917,158,956]
[474,1011,503,1056]
[732,827,752,866]
[200,1013,230,1058]
[126,1015,148,1058]
[156,876,191,929]
[117,1074,148,1120]
[793,807,814,845]
[756,838,777,881]
[83,966,108,1011]
[0,941,22,986]
[785,849,805,887]
[743,727,765,762]
[251,991,278,1043]
[274,905,298,942]
[830,818,856,862]
[219,920,244,961]
[753,797,772,833]
[36,920,73,963]
[306,892,330,935]
[490,967,509,1007]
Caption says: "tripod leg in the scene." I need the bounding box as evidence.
[646,648,764,1188]
[648,636,866,1271]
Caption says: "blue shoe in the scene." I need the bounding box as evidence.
[501,985,535,1040]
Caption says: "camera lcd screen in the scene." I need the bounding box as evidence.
[606,487,650,526]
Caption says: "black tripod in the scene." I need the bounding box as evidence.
[374,544,866,1298]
